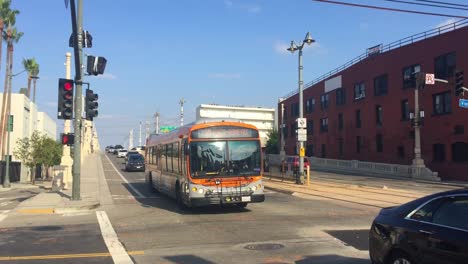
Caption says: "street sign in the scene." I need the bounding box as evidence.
[459,99,468,108]
[297,134,307,142]
[297,118,307,128]
[7,115,13,132]
[425,73,435,85]
[296,128,306,135]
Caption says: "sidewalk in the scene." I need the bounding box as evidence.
[13,153,113,214]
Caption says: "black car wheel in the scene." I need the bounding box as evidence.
[236,202,248,208]
[388,252,414,264]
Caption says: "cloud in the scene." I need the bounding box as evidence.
[208,73,241,79]
[246,6,261,14]
[93,73,117,80]
[436,18,457,28]
[274,41,290,55]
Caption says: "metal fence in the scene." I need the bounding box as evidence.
[0,161,21,184]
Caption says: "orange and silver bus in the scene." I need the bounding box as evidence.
[145,119,265,208]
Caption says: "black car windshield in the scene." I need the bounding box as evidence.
[129,155,144,162]
[190,140,261,178]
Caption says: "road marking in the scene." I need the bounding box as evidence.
[0,210,10,222]
[0,251,144,261]
[17,208,55,214]
[0,201,12,207]
[105,155,145,199]
[96,211,134,264]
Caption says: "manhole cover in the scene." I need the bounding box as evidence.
[33,226,63,231]
[244,243,284,251]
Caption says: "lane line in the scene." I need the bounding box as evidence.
[96,211,134,264]
[0,210,10,222]
[104,154,145,199]
[0,251,144,261]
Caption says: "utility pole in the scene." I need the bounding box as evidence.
[154,112,160,134]
[279,98,285,158]
[139,121,142,147]
[179,98,186,127]
[129,129,134,150]
[70,0,83,200]
[413,72,425,168]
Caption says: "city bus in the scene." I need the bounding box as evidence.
[145,119,265,208]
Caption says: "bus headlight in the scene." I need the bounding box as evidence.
[192,187,198,192]
[250,186,257,192]
[257,184,262,189]
[198,188,204,194]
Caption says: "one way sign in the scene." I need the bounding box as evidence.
[459,99,468,108]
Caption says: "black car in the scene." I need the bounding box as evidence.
[369,189,468,264]
[125,154,145,172]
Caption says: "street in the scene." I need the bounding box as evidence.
[0,153,461,264]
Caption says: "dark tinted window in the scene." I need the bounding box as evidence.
[374,74,388,96]
[432,197,468,230]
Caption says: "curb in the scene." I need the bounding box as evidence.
[264,185,295,195]
[15,202,100,214]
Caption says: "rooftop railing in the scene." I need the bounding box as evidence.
[281,18,468,101]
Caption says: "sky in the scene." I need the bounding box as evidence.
[8,0,467,148]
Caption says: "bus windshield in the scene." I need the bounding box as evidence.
[190,140,261,178]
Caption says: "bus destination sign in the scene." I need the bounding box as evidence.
[191,126,259,139]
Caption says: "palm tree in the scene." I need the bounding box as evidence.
[22,57,36,99]
[0,0,17,158]
[1,26,23,158]
[31,62,39,103]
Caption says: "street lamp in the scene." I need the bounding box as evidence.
[287,32,315,185]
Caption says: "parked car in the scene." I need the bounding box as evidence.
[125,150,140,161]
[286,156,310,173]
[106,146,114,153]
[113,145,124,155]
[369,188,468,264]
[117,149,128,158]
[125,154,145,172]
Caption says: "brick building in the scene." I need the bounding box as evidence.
[278,19,468,181]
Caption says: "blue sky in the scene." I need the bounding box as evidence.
[9,0,467,148]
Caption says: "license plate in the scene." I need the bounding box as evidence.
[136,166,142,168]
[241,196,251,202]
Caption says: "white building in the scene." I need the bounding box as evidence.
[0,92,57,182]
[196,104,276,147]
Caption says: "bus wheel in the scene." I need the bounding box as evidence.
[148,173,158,193]
[237,203,248,208]
[176,185,187,210]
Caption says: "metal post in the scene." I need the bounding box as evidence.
[139,121,142,146]
[280,100,285,158]
[179,98,185,127]
[298,48,305,185]
[3,115,11,187]
[413,87,424,167]
[70,0,83,200]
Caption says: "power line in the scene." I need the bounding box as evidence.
[381,0,468,10]
[413,0,468,8]
[311,0,468,18]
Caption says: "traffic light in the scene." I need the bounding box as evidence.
[85,89,99,121]
[57,78,74,120]
[86,56,107,76]
[61,133,75,146]
[455,70,464,96]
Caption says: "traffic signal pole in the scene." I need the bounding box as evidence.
[70,0,83,200]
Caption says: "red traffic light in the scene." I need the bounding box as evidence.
[61,133,75,146]
[64,82,73,91]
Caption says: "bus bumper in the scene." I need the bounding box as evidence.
[191,194,265,207]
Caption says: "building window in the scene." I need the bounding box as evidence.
[338,113,343,130]
[336,88,346,105]
[338,138,344,157]
[306,98,315,113]
[433,143,445,162]
[306,144,314,157]
[354,82,365,100]
[435,52,456,79]
[376,134,383,153]
[283,126,288,138]
[291,103,299,117]
[374,74,388,96]
[290,124,296,138]
[356,109,361,128]
[401,100,409,121]
[320,94,329,110]
[320,118,328,132]
[452,142,468,162]
[376,105,383,126]
[321,144,326,158]
[397,146,405,159]
[356,136,362,153]
[454,125,464,135]
[402,64,421,89]
[433,91,452,115]
[307,120,314,135]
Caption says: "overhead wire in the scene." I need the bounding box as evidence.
[380,0,468,10]
[413,0,468,8]
[311,0,468,18]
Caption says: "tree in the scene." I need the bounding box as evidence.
[31,62,39,102]
[13,131,62,184]
[22,57,37,99]
[0,0,18,160]
[265,129,279,154]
